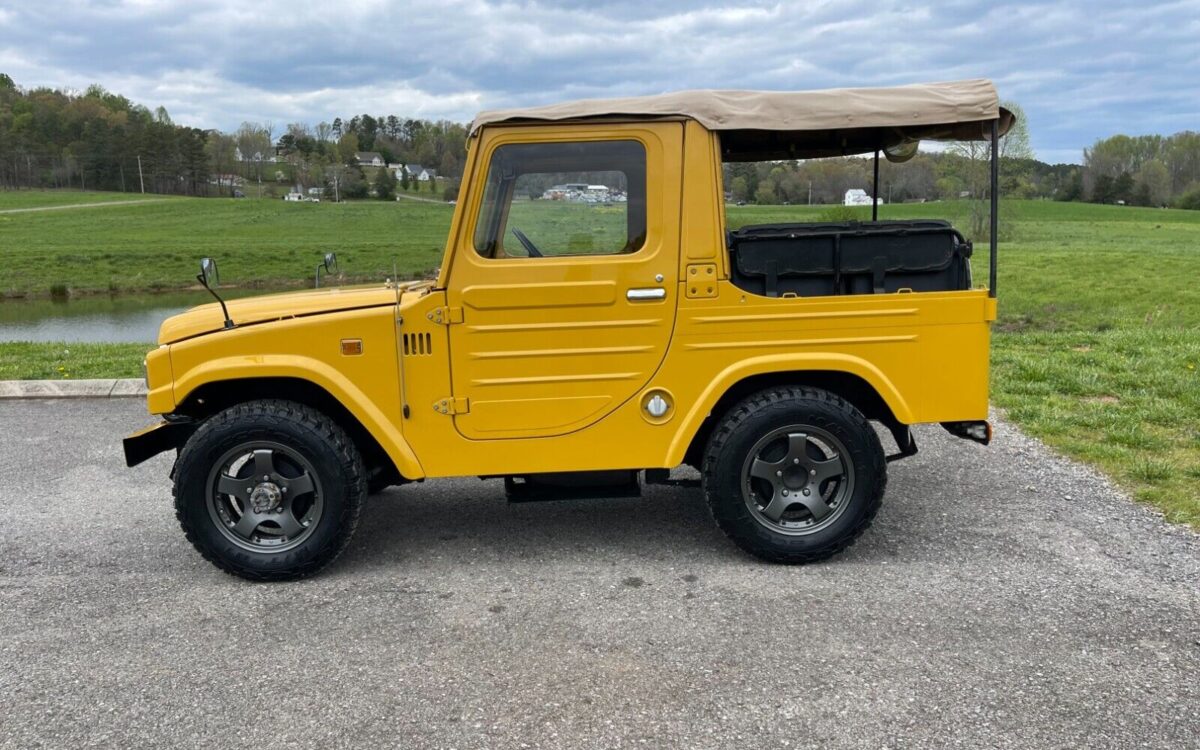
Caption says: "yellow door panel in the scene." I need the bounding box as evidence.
[446,123,684,440]
[466,395,613,436]
[460,280,617,310]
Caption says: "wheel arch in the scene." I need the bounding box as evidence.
[669,357,911,469]
[176,376,423,481]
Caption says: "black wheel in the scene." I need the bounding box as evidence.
[702,386,886,563]
[173,400,366,581]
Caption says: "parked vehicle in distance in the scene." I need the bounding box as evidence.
[125,80,1013,580]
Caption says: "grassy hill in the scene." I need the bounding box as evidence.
[1,190,1197,526]
[0,191,451,298]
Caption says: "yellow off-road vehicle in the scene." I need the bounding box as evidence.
[126,80,1012,580]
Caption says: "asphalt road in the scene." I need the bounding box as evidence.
[1,398,1197,749]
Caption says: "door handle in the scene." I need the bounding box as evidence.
[627,287,666,301]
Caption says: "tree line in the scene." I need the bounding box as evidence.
[3,75,1199,210]
[209,114,469,200]
[1081,133,1200,209]
[0,74,211,194]
[0,75,469,200]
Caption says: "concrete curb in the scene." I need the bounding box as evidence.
[0,379,147,399]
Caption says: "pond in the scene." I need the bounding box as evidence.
[0,289,266,343]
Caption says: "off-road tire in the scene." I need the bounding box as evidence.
[173,400,366,581]
[702,386,886,563]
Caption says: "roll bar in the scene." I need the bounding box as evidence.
[869,116,1001,297]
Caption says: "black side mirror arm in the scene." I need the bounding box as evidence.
[196,268,234,329]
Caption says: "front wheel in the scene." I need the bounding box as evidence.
[702,387,886,564]
[173,400,366,581]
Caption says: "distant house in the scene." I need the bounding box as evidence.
[397,164,436,181]
[355,152,385,167]
[235,147,270,163]
[844,188,881,206]
[209,173,246,187]
[541,183,622,203]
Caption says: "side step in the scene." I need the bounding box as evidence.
[504,470,641,503]
[643,468,701,489]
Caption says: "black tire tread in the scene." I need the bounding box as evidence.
[173,399,365,581]
[701,386,886,564]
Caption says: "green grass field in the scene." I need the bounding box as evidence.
[2,190,1197,526]
[0,342,148,379]
[0,189,180,211]
[0,192,452,297]
[729,201,1200,526]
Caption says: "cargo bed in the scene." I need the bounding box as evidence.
[728,220,973,298]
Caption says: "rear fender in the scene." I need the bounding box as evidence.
[665,353,913,466]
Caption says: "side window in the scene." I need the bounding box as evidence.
[473,140,647,258]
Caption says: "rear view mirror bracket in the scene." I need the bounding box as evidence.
[197,257,234,329]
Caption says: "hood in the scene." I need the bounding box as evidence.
[158,283,428,344]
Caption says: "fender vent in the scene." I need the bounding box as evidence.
[403,332,433,356]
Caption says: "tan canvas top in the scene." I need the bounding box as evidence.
[470,79,1013,158]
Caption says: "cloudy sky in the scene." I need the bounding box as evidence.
[2,0,1197,163]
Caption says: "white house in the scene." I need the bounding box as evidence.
[396,164,436,181]
[235,147,271,163]
[844,188,882,206]
[355,152,385,167]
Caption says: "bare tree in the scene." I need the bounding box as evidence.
[205,132,238,196]
[946,100,1032,239]
[235,122,271,183]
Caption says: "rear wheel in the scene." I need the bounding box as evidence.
[173,400,365,581]
[702,386,886,563]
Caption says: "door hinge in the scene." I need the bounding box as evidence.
[432,396,470,415]
[685,263,718,298]
[426,306,463,325]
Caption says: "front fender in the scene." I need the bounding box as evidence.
[173,354,425,480]
[665,352,914,466]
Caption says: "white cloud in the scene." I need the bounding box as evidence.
[1,0,1197,162]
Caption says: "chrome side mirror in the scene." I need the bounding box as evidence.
[199,257,220,288]
[315,252,338,288]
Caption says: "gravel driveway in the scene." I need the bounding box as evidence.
[1,398,1197,749]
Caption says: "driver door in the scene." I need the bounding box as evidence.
[445,123,683,440]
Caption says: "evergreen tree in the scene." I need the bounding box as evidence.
[373,166,395,200]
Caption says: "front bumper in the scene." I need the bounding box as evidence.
[123,420,197,467]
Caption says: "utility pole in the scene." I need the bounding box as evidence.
[807,181,812,205]
[137,155,146,194]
